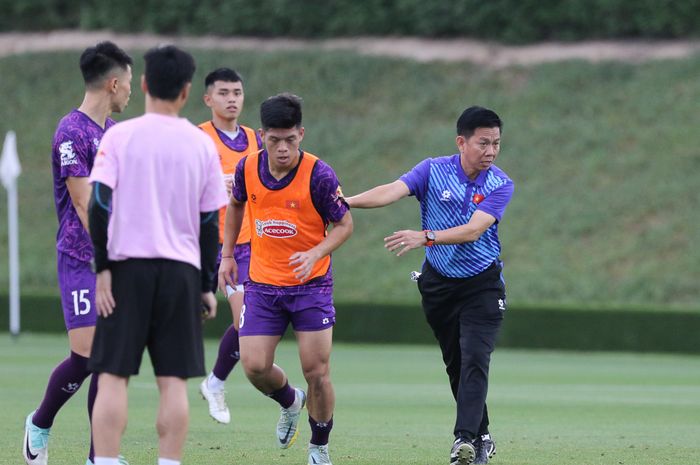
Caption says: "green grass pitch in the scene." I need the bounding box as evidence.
[2,334,699,464]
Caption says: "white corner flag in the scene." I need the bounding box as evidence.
[1,131,21,336]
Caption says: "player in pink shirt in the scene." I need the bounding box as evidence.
[86,45,228,465]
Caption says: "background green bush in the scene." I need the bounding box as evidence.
[2,0,700,43]
[1,49,699,309]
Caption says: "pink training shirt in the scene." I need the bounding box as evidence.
[89,112,228,270]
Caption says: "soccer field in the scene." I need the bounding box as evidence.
[2,334,699,465]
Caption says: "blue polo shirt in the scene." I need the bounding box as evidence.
[400,154,514,278]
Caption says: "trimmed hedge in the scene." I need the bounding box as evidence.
[2,0,700,43]
[2,294,699,354]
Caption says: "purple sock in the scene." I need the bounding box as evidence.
[32,351,91,428]
[268,382,296,409]
[87,373,98,462]
[309,415,333,446]
[212,325,240,380]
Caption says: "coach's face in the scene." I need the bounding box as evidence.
[261,126,305,173]
[457,126,501,177]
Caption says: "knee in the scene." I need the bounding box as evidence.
[302,364,330,390]
[241,356,272,380]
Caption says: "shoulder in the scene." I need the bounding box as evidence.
[485,164,514,189]
[309,155,338,179]
[54,111,88,141]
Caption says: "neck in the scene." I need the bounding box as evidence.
[77,91,111,129]
[460,156,481,181]
[145,96,181,117]
[212,115,238,132]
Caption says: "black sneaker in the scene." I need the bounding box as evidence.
[450,437,476,465]
[474,434,496,464]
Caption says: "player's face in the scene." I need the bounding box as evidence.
[457,126,501,174]
[262,126,305,172]
[205,81,244,122]
[110,65,132,113]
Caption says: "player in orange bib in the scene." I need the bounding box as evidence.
[218,93,352,465]
[197,68,263,425]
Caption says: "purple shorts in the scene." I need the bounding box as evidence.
[240,290,336,336]
[57,252,97,330]
[234,243,251,285]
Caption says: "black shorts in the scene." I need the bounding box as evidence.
[88,258,205,378]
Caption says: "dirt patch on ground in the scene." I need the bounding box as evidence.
[2,30,700,68]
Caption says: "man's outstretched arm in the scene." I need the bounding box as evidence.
[345,180,410,209]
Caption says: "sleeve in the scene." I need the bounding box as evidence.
[199,211,219,292]
[232,157,248,202]
[477,180,514,223]
[399,158,432,201]
[199,142,229,212]
[57,129,91,179]
[310,160,349,224]
[88,132,118,188]
[88,182,112,272]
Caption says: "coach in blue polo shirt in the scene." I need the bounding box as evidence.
[347,106,513,465]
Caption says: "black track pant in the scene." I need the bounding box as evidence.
[417,260,506,440]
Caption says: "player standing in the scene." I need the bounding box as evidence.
[87,45,228,465]
[197,67,262,424]
[218,93,353,465]
[24,41,132,465]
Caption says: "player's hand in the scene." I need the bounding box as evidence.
[218,256,238,294]
[224,174,234,197]
[95,270,116,317]
[289,249,322,282]
[201,291,217,320]
[384,230,424,257]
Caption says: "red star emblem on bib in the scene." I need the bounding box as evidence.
[472,193,485,204]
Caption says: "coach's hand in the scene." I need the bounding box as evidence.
[218,256,238,294]
[385,229,424,257]
[95,269,116,317]
[201,291,217,320]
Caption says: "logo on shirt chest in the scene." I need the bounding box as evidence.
[440,189,452,201]
[255,219,298,238]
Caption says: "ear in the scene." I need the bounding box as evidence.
[203,92,212,107]
[298,126,305,140]
[456,135,467,152]
[180,82,192,102]
[140,75,147,94]
[106,76,119,94]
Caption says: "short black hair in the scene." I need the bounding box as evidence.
[143,45,196,101]
[79,41,132,87]
[204,67,243,89]
[260,93,302,130]
[456,106,503,138]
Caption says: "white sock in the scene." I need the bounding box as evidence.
[94,458,120,465]
[158,458,181,465]
[207,372,225,391]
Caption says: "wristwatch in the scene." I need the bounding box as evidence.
[424,230,436,247]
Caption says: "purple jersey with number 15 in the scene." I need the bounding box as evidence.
[52,109,115,262]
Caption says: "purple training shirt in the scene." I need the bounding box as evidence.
[233,150,349,295]
[52,109,115,262]
[213,124,263,152]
